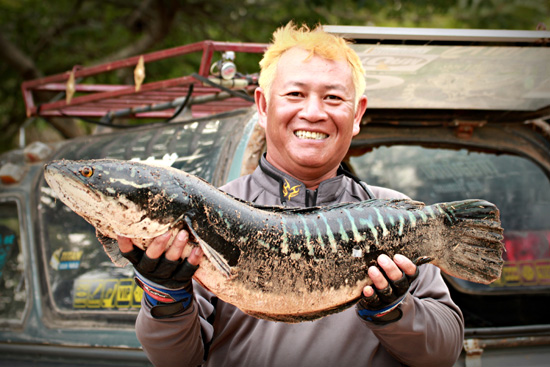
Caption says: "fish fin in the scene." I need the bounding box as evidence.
[246,200,322,214]
[227,192,367,213]
[184,216,232,278]
[95,229,129,267]
[244,197,425,214]
[372,198,425,210]
[431,199,504,284]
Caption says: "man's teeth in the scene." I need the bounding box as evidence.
[294,130,328,140]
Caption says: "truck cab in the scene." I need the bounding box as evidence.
[2,26,550,366]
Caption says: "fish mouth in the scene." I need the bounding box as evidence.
[44,162,60,178]
[45,166,102,209]
[294,130,328,140]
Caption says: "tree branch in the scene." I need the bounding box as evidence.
[0,31,42,80]
[95,0,179,64]
[0,30,86,140]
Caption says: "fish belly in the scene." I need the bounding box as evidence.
[193,258,372,323]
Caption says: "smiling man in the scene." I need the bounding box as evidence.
[256,45,367,188]
[117,22,464,367]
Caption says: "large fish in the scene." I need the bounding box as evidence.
[44,159,504,322]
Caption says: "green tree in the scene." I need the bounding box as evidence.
[0,0,548,154]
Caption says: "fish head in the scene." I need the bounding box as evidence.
[44,159,189,241]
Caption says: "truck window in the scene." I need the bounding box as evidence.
[37,113,249,317]
[0,200,27,324]
[38,185,141,313]
[350,145,550,327]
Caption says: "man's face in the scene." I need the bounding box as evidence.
[256,47,367,183]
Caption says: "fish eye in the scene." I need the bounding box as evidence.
[80,166,94,178]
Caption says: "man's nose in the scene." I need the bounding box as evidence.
[297,96,328,122]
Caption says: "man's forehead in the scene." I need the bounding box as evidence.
[281,80,349,92]
[276,49,352,89]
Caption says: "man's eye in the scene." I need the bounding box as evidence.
[326,95,342,101]
[287,92,301,97]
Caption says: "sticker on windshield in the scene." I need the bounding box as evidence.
[0,226,16,279]
[50,248,83,270]
[73,277,143,309]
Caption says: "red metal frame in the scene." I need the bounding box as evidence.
[21,41,267,119]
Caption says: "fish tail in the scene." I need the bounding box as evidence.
[431,199,504,284]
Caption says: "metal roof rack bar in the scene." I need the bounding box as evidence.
[323,25,550,43]
[21,40,267,119]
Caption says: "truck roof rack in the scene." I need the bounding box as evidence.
[21,41,267,122]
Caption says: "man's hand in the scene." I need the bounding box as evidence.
[118,230,203,318]
[118,230,203,273]
[357,254,419,324]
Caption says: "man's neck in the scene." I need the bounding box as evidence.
[295,169,339,190]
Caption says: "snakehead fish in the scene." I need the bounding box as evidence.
[44,159,504,323]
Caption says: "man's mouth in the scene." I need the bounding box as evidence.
[294,130,328,140]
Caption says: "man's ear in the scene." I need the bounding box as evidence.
[352,95,368,136]
[255,87,268,129]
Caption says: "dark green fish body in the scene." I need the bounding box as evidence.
[44,159,504,322]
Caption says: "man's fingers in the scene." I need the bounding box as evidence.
[120,229,202,266]
[369,254,415,292]
[377,254,402,281]
[165,230,189,262]
[368,265,388,291]
[394,254,417,277]
[146,232,172,259]
[117,235,134,253]
[360,254,416,313]
[363,285,375,298]
[187,247,203,266]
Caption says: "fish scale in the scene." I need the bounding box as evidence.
[44,158,505,323]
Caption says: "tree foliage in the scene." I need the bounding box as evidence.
[0,0,548,154]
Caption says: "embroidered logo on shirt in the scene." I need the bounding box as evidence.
[283,179,301,200]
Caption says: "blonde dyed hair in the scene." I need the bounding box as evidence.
[259,21,366,106]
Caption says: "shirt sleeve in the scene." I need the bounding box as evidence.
[135,285,217,367]
[363,265,465,367]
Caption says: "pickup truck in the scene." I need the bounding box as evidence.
[1,26,550,366]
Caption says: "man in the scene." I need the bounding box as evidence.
[118,22,464,366]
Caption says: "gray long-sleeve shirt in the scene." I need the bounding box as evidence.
[135,158,464,367]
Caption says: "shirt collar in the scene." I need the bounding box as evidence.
[257,155,346,207]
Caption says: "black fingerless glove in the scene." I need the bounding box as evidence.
[122,245,199,319]
[356,268,419,324]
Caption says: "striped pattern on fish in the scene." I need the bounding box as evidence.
[44,159,504,322]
